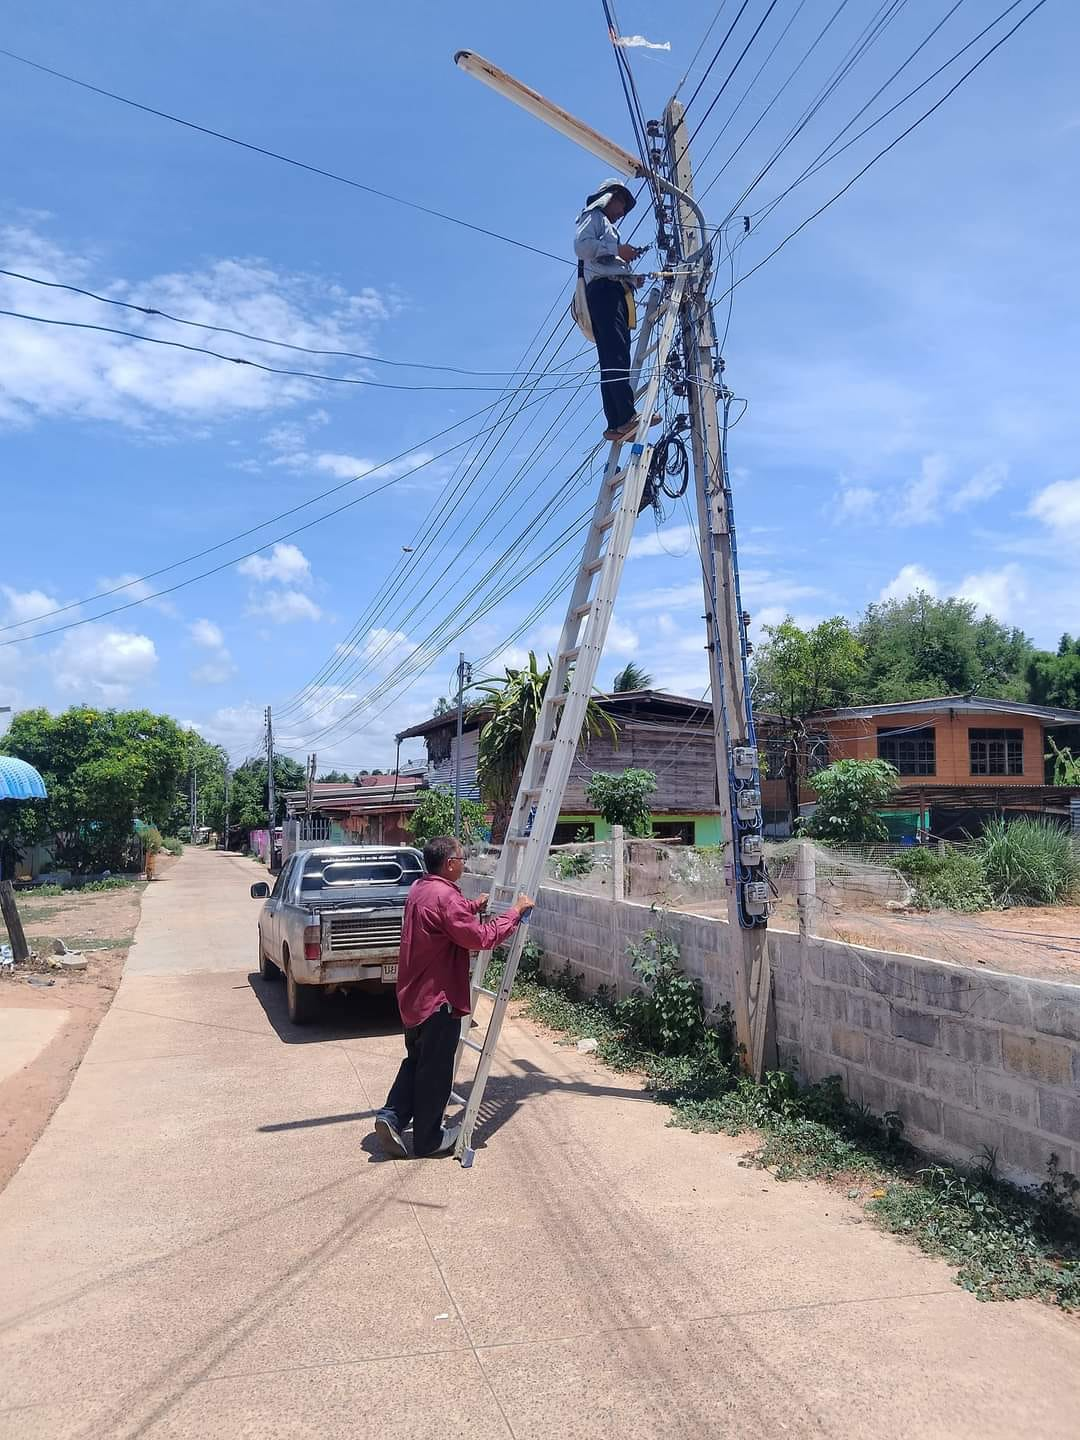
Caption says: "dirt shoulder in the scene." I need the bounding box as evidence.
[0,854,178,1191]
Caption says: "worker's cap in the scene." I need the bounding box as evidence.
[586,178,636,212]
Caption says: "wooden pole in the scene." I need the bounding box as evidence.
[0,880,30,963]
[611,823,625,902]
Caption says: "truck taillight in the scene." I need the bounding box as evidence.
[303,924,321,961]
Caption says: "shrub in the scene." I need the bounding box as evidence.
[141,826,164,855]
[585,768,656,837]
[161,836,184,856]
[407,787,486,846]
[800,758,898,843]
[893,848,993,912]
[617,930,707,1056]
[976,818,1080,907]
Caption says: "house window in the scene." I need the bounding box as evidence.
[969,728,1024,776]
[877,726,936,776]
[650,821,694,845]
[553,821,594,845]
[804,733,831,776]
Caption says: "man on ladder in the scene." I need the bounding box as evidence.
[574,179,660,442]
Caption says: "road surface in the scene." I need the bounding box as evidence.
[1,846,1077,1438]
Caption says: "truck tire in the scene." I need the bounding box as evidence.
[285,960,319,1025]
[259,936,282,982]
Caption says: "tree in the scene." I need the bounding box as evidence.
[432,696,454,716]
[0,706,190,871]
[406,788,487,846]
[801,759,898,844]
[585,769,656,836]
[474,651,618,841]
[228,754,305,829]
[611,662,653,693]
[856,592,1032,702]
[317,770,353,783]
[752,617,864,716]
[1026,635,1080,711]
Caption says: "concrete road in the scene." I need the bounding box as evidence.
[1,847,1078,1439]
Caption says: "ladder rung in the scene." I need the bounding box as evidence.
[545,693,567,706]
[462,1037,485,1053]
[508,835,529,845]
[584,557,606,575]
[449,1090,467,1106]
[607,468,627,489]
[494,882,516,893]
[477,986,498,1000]
[560,646,581,663]
[535,740,555,752]
[572,603,593,619]
[596,511,619,532]
[520,787,542,799]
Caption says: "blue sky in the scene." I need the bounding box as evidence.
[1,1,1077,772]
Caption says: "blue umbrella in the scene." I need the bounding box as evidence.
[0,755,48,800]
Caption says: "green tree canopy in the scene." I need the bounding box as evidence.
[585,768,657,836]
[228,754,306,829]
[751,617,864,717]
[406,787,487,846]
[317,770,354,783]
[1026,634,1080,711]
[0,706,190,870]
[855,592,1032,702]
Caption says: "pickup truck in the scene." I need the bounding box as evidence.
[250,844,424,1024]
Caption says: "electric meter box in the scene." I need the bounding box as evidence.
[743,880,769,915]
[736,788,761,820]
[732,745,756,777]
[740,833,763,866]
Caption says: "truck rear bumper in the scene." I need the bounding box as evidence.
[292,954,399,986]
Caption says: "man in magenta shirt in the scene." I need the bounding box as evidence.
[374,835,533,1159]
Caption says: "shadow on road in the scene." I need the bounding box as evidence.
[246,972,405,1045]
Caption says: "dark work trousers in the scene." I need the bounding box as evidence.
[380,1004,459,1156]
[586,277,635,431]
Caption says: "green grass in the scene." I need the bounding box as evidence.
[495,951,1080,1309]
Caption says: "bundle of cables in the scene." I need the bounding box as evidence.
[639,423,691,519]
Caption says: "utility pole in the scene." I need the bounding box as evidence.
[265,704,277,872]
[453,653,471,838]
[661,100,773,1077]
[222,762,231,852]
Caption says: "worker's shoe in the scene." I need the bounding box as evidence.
[605,413,661,443]
[431,1123,462,1158]
[374,1115,408,1159]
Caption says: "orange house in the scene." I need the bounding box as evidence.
[761,696,1080,840]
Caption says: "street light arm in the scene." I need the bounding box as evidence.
[453,50,709,265]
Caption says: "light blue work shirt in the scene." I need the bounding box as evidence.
[574,201,635,285]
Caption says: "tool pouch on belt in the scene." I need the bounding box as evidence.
[571,260,595,343]
[620,278,638,330]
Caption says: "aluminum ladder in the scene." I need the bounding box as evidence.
[452,270,688,1166]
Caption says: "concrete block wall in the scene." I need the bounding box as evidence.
[466,871,1080,1191]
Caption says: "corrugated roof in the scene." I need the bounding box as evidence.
[809,695,1080,725]
[0,755,48,800]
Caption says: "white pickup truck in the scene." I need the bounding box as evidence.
[251,845,424,1024]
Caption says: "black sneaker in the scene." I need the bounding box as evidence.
[374,1117,408,1159]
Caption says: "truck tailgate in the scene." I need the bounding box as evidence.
[323,909,403,957]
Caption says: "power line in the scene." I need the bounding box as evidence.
[0,266,590,378]
[681,0,754,116]
[0,47,570,267]
[0,391,574,647]
[0,305,594,393]
[708,0,1049,308]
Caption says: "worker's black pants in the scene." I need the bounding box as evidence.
[586,278,635,431]
[380,1003,459,1156]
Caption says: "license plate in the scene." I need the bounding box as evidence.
[382,963,398,982]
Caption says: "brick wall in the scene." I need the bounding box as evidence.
[466,874,1080,1190]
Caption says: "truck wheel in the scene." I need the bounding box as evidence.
[286,962,319,1025]
[259,936,281,982]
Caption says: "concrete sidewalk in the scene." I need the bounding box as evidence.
[0,846,1077,1438]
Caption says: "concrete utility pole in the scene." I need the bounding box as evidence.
[265,705,277,871]
[662,99,774,1078]
[222,762,231,851]
[453,653,471,838]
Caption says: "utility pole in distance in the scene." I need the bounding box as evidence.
[265,705,277,872]
[662,99,773,1078]
[453,653,472,838]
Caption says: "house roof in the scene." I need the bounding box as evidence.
[282,775,426,816]
[807,695,1080,726]
[0,754,47,800]
[395,688,715,742]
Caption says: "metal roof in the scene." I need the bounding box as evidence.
[808,695,1080,725]
[0,755,48,800]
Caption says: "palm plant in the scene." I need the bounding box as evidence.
[473,651,618,841]
[611,661,654,692]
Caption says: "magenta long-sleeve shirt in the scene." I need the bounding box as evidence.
[395,873,520,1029]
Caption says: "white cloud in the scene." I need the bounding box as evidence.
[49,624,158,703]
[0,223,390,431]
[237,542,311,585]
[897,453,949,525]
[613,34,671,51]
[1029,477,1080,537]
[311,450,437,481]
[949,461,1007,511]
[878,564,939,603]
[97,572,179,618]
[190,618,225,649]
[628,524,698,559]
[602,618,639,656]
[836,485,877,521]
[247,589,322,624]
[1,585,63,632]
[958,564,1027,623]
